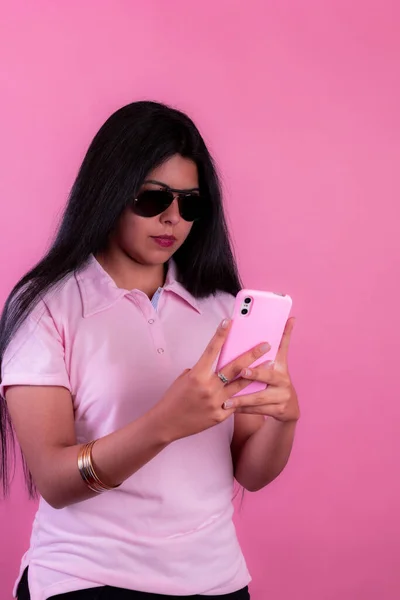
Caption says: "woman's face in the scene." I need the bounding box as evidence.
[112,154,199,266]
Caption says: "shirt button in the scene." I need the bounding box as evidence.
[157,348,164,354]
[148,319,155,324]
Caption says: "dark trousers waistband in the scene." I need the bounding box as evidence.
[17,568,250,600]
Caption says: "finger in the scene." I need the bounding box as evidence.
[195,319,232,373]
[235,404,281,417]
[216,405,237,420]
[223,375,256,400]
[240,360,279,385]
[276,317,295,364]
[219,341,271,383]
[227,389,278,409]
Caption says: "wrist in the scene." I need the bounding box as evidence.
[145,404,178,446]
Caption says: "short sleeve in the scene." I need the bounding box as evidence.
[0,301,71,400]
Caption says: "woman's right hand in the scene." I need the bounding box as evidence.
[152,319,270,442]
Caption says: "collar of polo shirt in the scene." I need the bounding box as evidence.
[76,255,202,318]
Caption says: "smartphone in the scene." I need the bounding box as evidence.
[216,289,293,396]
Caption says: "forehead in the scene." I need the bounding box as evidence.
[146,154,199,189]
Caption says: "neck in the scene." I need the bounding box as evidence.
[95,248,166,298]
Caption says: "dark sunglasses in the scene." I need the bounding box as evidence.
[132,180,206,222]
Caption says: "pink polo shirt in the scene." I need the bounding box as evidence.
[1,256,251,600]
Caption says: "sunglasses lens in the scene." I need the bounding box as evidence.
[178,194,205,222]
[133,190,173,217]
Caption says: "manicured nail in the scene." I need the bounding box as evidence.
[242,368,252,377]
[221,318,230,329]
[261,343,271,353]
[223,400,234,409]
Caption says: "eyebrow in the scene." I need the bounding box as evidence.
[144,179,200,192]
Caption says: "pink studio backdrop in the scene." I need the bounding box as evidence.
[1,1,399,599]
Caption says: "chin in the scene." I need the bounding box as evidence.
[125,239,182,266]
[134,251,174,267]
[153,250,176,263]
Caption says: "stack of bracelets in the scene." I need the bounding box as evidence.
[77,440,120,493]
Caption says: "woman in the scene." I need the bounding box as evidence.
[0,101,299,600]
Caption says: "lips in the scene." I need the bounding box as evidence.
[151,235,176,248]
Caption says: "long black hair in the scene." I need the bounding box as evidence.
[0,100,242,496]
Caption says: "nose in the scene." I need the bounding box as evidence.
[160,196,180,226]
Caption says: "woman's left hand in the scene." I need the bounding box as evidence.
[227,318,300,423]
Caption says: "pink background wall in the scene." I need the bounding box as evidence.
[1,1,399,599]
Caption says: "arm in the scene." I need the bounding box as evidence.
[6,385,173,509]
[5,318,270,509]
[232,414,297,492]
[3,308,171,508]
[229,318,300,492]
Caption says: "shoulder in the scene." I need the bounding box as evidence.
[1,281,74,396]
[39,272,81,321]
[3,273,80,361]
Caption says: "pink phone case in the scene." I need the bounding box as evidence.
[216,290,293,396]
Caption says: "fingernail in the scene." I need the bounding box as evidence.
[221,318,230,329]
[261,343,271,353]
[223,400,234,409]
[242,368,252,377]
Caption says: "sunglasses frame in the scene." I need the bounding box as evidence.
[133,180,204,222]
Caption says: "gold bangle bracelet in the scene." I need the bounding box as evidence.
[77,440,120,493]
